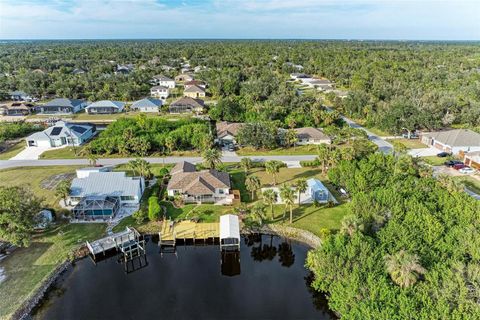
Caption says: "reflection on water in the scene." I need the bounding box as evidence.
[33,235,335,320]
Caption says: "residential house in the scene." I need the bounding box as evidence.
[37,98,88,114]
[420,129,480,154]
[150,86,169,100]
[86,100,125,114]
[183,84,206,98]
[169,97,204,114]
[462,151,480,170]
[151,75,176,88]
[0,102,36,116]
[216,121,244,145]
[73,68,86,75]
[294,127,331,145]
[130,97,163,113]
[167,161,233,204]
[290,73,310,80]
[175,73,194,82]
[285,62,304,71]
[25,121,94,147]
[9,90,33,101]
[69,171,145,219]
[115,64,134,75]
[76,166,113,179]
[307,178,331,202]
[184,80,206,89]
[333,90,349,99]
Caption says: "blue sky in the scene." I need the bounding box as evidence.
[0,0,479,40]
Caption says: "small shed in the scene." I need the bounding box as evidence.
[219,214,240,251]
[307,178,330,202]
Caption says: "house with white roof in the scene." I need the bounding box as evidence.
[25,121,94,147]
[86,100,125,114]
[37,98,88,114]
[130,97,163,113]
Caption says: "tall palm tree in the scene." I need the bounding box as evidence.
[202,148,222,169]
[280,184,295,223]
[165,136,176,154]
[385,250,426,288]
[55,180,71,206]
[240,157,253,174]
[135,158,152,179]
[249,201,266,226]
[262,189,277,220]
[87,152,98,167]
[317,144,329,174]
[245,175,261,201]
[295,178,308,205]
[127,159,139,176]
[265,160,281,186]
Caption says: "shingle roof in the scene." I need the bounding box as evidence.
[131,97,163,109]
[170,97,204,108]
[153,75,174,81]
[185,80,205,86]
[86,100,125,109]
[44,98,85,108]
[294,127,330,141]
[425,129,480,147]
[216,121,244,138]
[167,162,230,195]
[70,172,142,198]
[184,85,205,93]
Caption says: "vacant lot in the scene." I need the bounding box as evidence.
[388,138,427,149]
[0,223,105,320]
[237,145,319,156]
[0,141,25,160]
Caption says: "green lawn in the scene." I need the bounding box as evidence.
[0,141,26,160]
[421,156,451,166]
[0,223,105,320]
[387,138,427,149]
[453,176,480,194]
[237,145,319,156]
[27,112,193,122]
[365,127,392,137]
[0,166,82,208]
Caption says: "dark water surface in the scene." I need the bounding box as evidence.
[33,235,334,320]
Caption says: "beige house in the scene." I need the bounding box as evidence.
[216,121,244,145]
[184,80,206,89]
[294,127,331,145]
[183,85,206,98]
[175,73,194,82]
[0,101,36,116]
[420,129,480,155]
[167,161,233,204]
[169,97,204,114]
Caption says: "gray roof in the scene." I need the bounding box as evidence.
[424,129,480,147]
[131,97,163,109]
[184,85,205,93]
[294,127,330,141]
[151,85,168,90]
[27,121,92,141]
[9,90,27,96]
[171,161,196,175]
[70,172,143,198]
[170,97,204,108]
[153,75,174,81]
[43,98,85,108]
[86,100,125,110]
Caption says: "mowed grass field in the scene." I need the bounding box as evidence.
[0,223,105,320]
[0,141,26,160]
[236,145,319,156]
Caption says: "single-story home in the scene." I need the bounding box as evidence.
[420,129,480,154]
[0,102,36,116]
[25,121,94,147]
[169,97,204,114]
[183,84,206,98]
[9,90,33,101]
[216,121,244,145]
[37,98,88,114]
[290,73,310,80]
[151,75,175,88]
[167,161,233,204]
[462,151,480,170]
[175,73,194,82]
[130,97,163,113]
[115,64,134,75]
[76,166,113,179]
[150,86,169,100]
[70,171,145,219]
[294,127,331,145]
[261,178,335,204]
[86,100,125,114]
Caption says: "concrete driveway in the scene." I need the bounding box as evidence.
[9,146,52,160]
[408,147,439,157]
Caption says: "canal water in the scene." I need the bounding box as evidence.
[33,235,334,320]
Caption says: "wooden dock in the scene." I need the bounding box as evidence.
[159,220,219,245]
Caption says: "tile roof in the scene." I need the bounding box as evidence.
[216,121,244,138]
[183,84,205,93]
[424,129,480,147]
[171,161,196,175]
[170,97,204,108]
[294,127,330,141]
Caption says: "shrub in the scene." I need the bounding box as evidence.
[132,209,147,224]
[300,160,319,167]
[148,196,161,221]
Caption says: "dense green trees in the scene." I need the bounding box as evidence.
[0,186,43,246]
[89,117,212,156]
[307,154,480,318]
[0,122,40,143]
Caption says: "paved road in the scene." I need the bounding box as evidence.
[0,155,317,170]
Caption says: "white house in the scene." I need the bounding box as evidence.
[76,166,113,179]
[25,121,94,147]
[150,86,169,100]
[420,129,480,155]
[86,100,125,114]
[130,97,163,113]
[151,75,175,88]
[9,90,33,102]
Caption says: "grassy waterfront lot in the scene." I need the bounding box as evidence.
[0,223,105,320]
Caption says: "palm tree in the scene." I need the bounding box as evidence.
[249,201,266,226]
[295,178,308,205]
[317,144,329,174]
[127,159,140,176]
[285,129,298,149]
[135,158,152,179]
[55,180,71,206]
[262,189,277,220]
[280,184,295,223]
[240,157,253,174]
[265,160,281,186]
[385,250,426,288]
[87,152,98,167]
[245,175,261,201]
[202,148,222,169]
[340,214,364,237]
[165,136,176,154]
